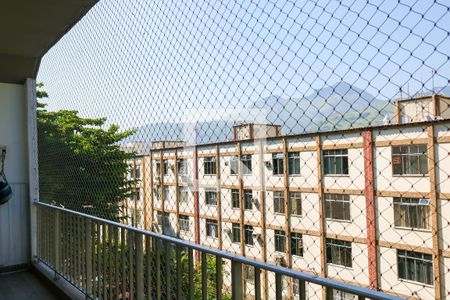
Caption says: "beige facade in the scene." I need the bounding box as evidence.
[122,118,450,299]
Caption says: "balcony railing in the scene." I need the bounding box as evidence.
[35,201,402,300]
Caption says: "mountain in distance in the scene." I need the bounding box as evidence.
[252,81,391,134]
[128,81,423,146]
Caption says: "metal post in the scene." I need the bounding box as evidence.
[136,233,144,299]
[231,260,243,300]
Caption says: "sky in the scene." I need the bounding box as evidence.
[37,0,450,135]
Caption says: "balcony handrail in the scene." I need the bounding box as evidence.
[34,201,403,300]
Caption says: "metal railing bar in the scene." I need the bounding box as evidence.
[35,201,403,300]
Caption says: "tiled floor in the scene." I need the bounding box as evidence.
[0,270,58,300]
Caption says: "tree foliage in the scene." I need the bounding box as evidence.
[37,83,135,220]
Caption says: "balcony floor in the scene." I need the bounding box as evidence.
[0,270,58,300]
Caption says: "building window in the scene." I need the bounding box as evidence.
[134,188,142,202]
[243,189,253,210]
[244,265,256,283]
[206,219,218,238]
[131,165,141,180]
[231,189,239,208]
[177,158,187,175]
[326,239,352,268]
[394,197,430,230]
[323,149,349,175]
[163,186,170,202]
[156,212,170,228]
[178,186,189,204]
[204,157,216,175]
[205,189,217,205]
[155,161,161,175]
[231,223,240,243]
[291,233,303,257]
[230,156,238,175]
[241,154,252,175]
[289,192,302,216]
[326,288,357,300]
[397,250,433,285]
[272,153,284,175]
[153,187,160,200]
[274,192,285,214]
[179,215,190,232]
[163,159,169,175]
[274,230,285,252]
[288,152,300,175]
[325,194,350,221]
[244,225,254,246]
[392,144,428,176]
[293,280,307,299]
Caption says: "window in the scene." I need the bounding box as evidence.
[155,161,161,175]
[177,158,187,175]
[289,192,302,216]
[131,165,141,180]
[293,280,307,299]
[394,197,430,230]
[288,152,300,175]
[205,189,217,205]
[231,189,239,208]
[231,155,252,175]
[274,230,285,252]
[153,187,160,200]
[179,215,189,232]
[326,288,357,300]
[392,144,428,176]
[206,219,218,238]
[156,212,169,228]
[272,153,284,175]
[241,154,252,175]
[178,186,189,204]
[163,186,170,202]
[134,188,142,202]
[231,223,240,243]
[244,225,254,246]
[244,265,255,283]
[273,192,285,214]
[323,149,349,175]
[326,239,352,267]
[230,156,238,175]
[243,189,253,210]
[291,233,303,257]
[325,194,350,221]
[397,250,433,285]
[203,157,216,175]
[163,159,169,175]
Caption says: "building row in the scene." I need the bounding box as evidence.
[122,94,450,299]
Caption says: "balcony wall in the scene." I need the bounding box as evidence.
[0,82,31,270]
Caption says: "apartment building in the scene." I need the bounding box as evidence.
[123,94,450,300]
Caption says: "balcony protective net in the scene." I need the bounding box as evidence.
[36,0,450,299]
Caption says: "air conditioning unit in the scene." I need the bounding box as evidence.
[419,198,430,205]
[252,227,262,236]
[274,254,285,266]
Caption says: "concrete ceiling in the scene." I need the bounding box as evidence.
[0,0,98,84]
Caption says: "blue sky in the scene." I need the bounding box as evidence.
[37,0,450,132]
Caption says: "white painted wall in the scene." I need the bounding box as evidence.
[0,82,30,269]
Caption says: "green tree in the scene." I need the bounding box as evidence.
[37,83,135,220]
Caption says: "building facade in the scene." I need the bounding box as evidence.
[123,95,450,300]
